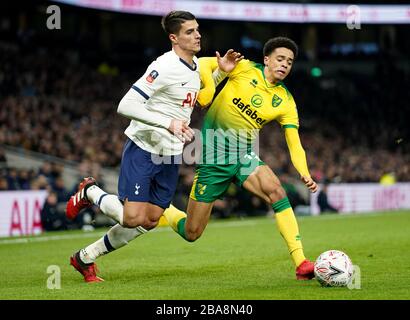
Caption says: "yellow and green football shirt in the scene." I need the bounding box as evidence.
[199,58,299,164]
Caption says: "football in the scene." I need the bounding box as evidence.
[314,250,353,287]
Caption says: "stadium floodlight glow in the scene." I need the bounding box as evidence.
[54,0,410,24]
[311,67,322,77]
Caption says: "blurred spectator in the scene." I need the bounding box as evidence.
[0,177,8,190]
[52,175,70,202]
[40,191,67,231]
[17,169,31,190]
[0,147,7,169]
[231,186,267,217]
[38,161,53,180]
[379,172,396,186]
[317,183,338,214]
[31,174,49,190]
[281,173,306,208]
[6,168,20,190]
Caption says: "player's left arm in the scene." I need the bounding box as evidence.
[284,128,318,193]
[280,96,318,193]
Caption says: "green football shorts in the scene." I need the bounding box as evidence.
[190,151,265,203]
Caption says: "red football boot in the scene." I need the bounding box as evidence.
[296,259,315,280]
[70,251,104,283]
[65,177,96,220]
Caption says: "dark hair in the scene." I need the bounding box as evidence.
[161,11,196,35]
[263,37,298,59]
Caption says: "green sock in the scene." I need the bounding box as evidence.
[177,217,194,242]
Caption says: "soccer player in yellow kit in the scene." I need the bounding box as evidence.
[164,37,318,280]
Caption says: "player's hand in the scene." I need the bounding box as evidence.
[216,49,244,73]
[301,176,318,193]
[168,119,195,143]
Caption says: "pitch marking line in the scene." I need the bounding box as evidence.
[0,220,257,245]
[0,211,400,245]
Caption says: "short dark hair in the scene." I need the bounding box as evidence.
[263,37,298,59]
[161,11,196,35]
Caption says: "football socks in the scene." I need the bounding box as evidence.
[272,197,306,267]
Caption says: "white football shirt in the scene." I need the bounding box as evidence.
[124,49,200,156]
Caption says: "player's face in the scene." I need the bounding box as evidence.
[264,47,294,82]
[173,20,201,54]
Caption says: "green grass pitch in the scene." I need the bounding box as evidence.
[0,210,409,300]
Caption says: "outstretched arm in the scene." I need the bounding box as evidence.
[214,49,244,82]
[197,50,243,108]
[284,127,318,193]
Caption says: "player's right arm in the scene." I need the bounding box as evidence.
[117,89,171,129]
[117,63,194,142]
[197,57,217,108]
[197,50,244,108]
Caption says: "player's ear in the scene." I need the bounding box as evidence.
[263,56,269,66]
[169,33,178,44]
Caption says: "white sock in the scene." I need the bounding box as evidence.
[79,224,147,263]
[106,223,147,248]
[86,185,124,225]
[80,240,107,264]
[86,185,106,204]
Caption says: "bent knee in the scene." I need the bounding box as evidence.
[184,226,204,242]
[185,233,200,242]
[266,184,287,204]
[123,214,160,230]
[123,209,145,228]
[123,217,143,228]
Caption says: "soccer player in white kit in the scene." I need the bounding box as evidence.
[66,11,243,283]
[65,11,201,282]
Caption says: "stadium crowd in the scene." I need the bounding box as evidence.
[0,151,106,230]
[1,26,409,224]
